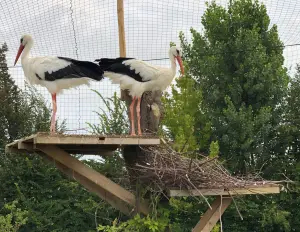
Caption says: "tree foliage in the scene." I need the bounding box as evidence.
[179,0,289,174]
[2,0,300,231]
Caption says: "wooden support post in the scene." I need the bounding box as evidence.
[117,0,127,100]
[38,152,133,215]
[36,144,149,216]
[116,0,163,134]
[192,196,232,232]
[117,0,126,57]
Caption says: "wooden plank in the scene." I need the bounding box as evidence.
[17,134,36,143]
[5,140,18,149]
[36,144,149,215]
[39,152,133,215]
[34,134,160,145]
[192,196,232,232]
[5,134,36,153]
[18,140,34,151]
[169,186,280,197]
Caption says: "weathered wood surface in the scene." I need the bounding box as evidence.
[192,196,232,232]
[169,185,281,197]
[5,132,160,155]
[36,144,149,215]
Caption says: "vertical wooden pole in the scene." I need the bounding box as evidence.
[117,0,126,57]
[117,0,127,100]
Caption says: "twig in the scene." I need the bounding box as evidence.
[228,192,243,220]
[186,174,212,209]
[95,207,98,229]
[219,196,223,232]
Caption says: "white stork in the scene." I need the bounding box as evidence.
[14,34,104,133]
[95,46,184,136]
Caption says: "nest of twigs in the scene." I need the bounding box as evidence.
[125,142,280,192]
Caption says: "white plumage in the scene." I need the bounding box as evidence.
[22,56,91,94]
[96,46,185,136]
[14,34,104,133]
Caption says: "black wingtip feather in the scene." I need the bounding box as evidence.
[95,57,135,71]
[57,57,104,81]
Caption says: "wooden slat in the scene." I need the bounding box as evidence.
[5,133,160,155]
[192,196,232,232]
[17,134,36,143]
[169,186,280,197]
[34,134,160,145]
[36,144,149,215]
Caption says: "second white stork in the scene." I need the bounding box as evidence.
[95,46,185,136]
[14,34,104,133]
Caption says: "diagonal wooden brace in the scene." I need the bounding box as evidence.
[36,144,149,216]
[192,196,232,232]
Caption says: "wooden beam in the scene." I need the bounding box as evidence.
[36,144,149,215]
[38,152,133,215]
[169,185,280,197]
[18,140,33,151]
[192,196,232,232]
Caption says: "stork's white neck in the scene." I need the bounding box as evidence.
[21,41,33,61]
[169,52,176,73]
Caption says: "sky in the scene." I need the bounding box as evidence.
[1,0,300,134]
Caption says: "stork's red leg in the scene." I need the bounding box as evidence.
[129,96,137,136]
[50,94,57,133]
[136,97,142,136]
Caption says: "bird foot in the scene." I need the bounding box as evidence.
[50,124,56,134]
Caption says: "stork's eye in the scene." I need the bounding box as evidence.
[176,49,180,55]
[20,38,23,43]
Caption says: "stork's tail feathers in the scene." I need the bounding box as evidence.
[58,57,104,81]
[95,57,134,70]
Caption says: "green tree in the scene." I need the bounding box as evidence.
[0,43,51,147]
[180,0,289,174]
[0,43,116,232]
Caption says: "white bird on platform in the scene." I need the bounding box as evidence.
[14,34,104,133]
[95,46,185,136]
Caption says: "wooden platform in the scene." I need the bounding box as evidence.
[5,132,161,155]
[5,133,281,232]
[5,132,161,216]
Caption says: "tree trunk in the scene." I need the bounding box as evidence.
[122,89,163,203]
[122,89,164,135]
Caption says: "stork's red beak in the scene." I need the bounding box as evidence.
[176,56,184,76]
[14,44,25,66]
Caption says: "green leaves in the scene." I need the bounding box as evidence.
[162,73,211,153]
[261,203,291,232]
[97,214,170,232]
[0,200,28,232]
[87,91,128,135]
[179,0,289,174]
[209,141,219,158]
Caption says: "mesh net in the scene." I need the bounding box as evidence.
[1,0,300,133]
